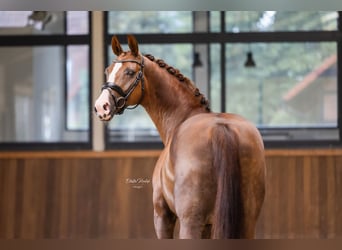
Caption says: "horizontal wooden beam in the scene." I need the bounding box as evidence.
[1,148,342,159]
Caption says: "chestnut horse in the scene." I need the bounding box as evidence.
[94,35,266,239]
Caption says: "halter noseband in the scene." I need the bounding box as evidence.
[101,56,145,115]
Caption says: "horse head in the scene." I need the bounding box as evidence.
[94,35,145,121]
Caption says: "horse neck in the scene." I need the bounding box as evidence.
[141,56,210,145]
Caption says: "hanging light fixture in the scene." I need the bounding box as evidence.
[244,51,256,67]
[193,52,203,67]
[27,11,52,31]
[244,12,256,68]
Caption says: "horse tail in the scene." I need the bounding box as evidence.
[211,124,243,239]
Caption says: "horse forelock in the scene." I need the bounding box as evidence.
[144,54,210,112]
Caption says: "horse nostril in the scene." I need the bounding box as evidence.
[103,114,106,118]
[103,103,108,111]
[94,107,97,113]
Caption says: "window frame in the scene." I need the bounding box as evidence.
[0,11,93,150]
[104,11,342,149]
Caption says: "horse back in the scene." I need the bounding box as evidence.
[173,112,264,157]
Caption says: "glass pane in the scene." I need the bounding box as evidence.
[106,44,193,142]
[67,45,90,130]
[225,42,337,128]
[0,11,32,27]
[67,11,89,35]
[226,11,338,32]
[0,46,88,142]
[210,11,221,32]
[0,11,65,35]
[108,11,192,34]
[209,44,221,112]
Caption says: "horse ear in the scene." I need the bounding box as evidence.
[111,36,123,56]
[127,35,139,57]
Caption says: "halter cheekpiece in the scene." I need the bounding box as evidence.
[101,56,145,115]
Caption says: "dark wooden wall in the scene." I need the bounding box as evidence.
[0,149,341,239]
[257,150,342,238]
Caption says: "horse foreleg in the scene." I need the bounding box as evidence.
[153,199,176,238]
[152,166,176,238]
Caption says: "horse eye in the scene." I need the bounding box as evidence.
[125,69,135,76]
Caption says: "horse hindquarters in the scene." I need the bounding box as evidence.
[211,124,243,239]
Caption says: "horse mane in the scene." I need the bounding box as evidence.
[144,54,211,112]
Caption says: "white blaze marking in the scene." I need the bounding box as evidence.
[108,63,122,83]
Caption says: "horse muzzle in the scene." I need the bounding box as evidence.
[94,89,125,121]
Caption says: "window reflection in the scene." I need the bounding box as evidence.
[225,11,338,32]
[108,11,192,34]
[0,11,89,35]
[67,45,89,130]
[225,43,337,127]
[0,11,90,145]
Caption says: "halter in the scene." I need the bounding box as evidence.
[101,56,145,115]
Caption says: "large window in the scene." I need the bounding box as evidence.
[105,11,342,148]
[1,11,341,150]
[0,11,91,149]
